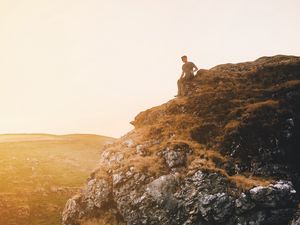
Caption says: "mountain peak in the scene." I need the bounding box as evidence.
[62,55,300,225]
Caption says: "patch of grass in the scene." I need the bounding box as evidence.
[228,174,271,191]
[244,100,279,113]
[224,120,240,130]
[81,213,126,225]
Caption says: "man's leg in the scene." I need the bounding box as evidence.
[177,78,182,96]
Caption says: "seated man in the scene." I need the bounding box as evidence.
[177,55,198,96]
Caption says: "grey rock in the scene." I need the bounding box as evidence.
[198,192,234,222]
[249,180,296,208]
[146,174,179,201]
[136,144,147,156]
[162,143,192,168]
[163,148,186,168]
[123,139,134,148]
[100,150,124,165]
[233,210,267,225]
[62,195,82,225]
[83,178,111,209]
[235,192,256,214]
[290,209,300,225]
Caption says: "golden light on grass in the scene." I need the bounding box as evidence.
[0,134,114,225]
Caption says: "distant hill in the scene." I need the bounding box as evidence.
[0,133,115,225]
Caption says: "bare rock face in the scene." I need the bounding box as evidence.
[290,210,300,225]
[162,143,192,168]
[62,55,300,225]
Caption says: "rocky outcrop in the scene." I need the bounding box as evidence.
[62,55,300,225]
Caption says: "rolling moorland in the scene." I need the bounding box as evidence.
[0,133,114,225]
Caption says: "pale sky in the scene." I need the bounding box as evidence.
[0,0,300,138]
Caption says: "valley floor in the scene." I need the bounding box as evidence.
[0,133,114,225]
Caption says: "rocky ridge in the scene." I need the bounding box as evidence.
[62,55,300,225]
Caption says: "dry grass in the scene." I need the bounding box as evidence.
[282,79,300,88]
[188,158,224,174]
[228,174,271,191]
[186,146,272,192]
[80,213,125,225]
[204,149,227,161]
[81,214,125,225]
[93,83,281,198]
[125,155,166,177]
[244,100,279,113]
[112,111,272,192]
[188,156,272,191]
[0,134,114,225]
[266,79,300,92]
[224,120,240,130]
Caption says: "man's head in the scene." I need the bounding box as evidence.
[181,55,188,63]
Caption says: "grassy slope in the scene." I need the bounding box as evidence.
[0,133,114,225]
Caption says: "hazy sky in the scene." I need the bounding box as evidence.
[1,0,300,137]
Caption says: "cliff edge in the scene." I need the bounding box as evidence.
[62,55,300,225]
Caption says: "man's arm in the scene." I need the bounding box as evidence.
[180,65,185,78]
[180,70,184,78]
[192,63,198,72]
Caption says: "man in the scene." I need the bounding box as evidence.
[177,55,198,96]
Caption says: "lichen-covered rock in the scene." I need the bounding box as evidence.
[62,178,114,225]
[249,180,297,208]
[146,174,179,200]
[63,55,300,225]
[198,192,234,222]
[62,195,82,225]
[136,144,147,156]
[83,178,111,209]
[100,150,124,165]
[235,192,256,215]
[290,210,300,225]
[163,148,186,168]
[162,143,192,168]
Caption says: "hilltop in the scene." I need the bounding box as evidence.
[0,133,114,225]
[63,55,300,225]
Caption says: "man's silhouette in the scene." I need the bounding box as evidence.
[177,55,198,96]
